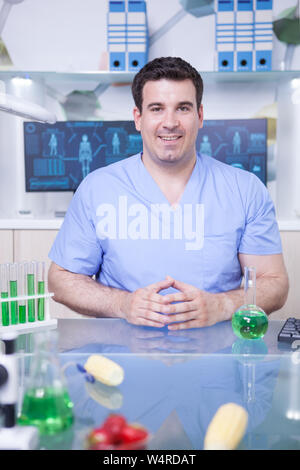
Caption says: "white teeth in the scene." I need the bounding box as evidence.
[160,136,180,141]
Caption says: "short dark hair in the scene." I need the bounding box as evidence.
[132,56,203,113]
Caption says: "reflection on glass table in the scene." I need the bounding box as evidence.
[14,319,300,450]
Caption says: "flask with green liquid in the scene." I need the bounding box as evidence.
[18,330,74,435]
[232,266,268,340]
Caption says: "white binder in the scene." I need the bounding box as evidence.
[254,0,273,71]
[215,0,235,72]
[236,0,254,72]
[107,1,127,71]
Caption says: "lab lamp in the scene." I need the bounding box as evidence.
[0,89,56,123]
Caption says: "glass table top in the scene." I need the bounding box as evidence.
[14,319,300,450]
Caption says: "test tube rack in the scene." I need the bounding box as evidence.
[0,261,57,333]
[0,292,57,332]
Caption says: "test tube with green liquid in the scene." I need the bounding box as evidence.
[18,262,26,323]
[0,264,9,326]
[37,261,45,321]
[26,261,36,322]
[9,263,18,324]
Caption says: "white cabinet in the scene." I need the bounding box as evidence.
[0,230,13,263]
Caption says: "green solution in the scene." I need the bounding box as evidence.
[37,280,45,321]
[27,273,35,322]
[19,304,26,323]
[9,280,18,324]
[232,307,268,340]
[18,386,74,435]
[1,291,9,326]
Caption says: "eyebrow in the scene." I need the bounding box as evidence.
[147,101,194,109]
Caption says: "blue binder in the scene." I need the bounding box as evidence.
[236,0,254,72]
[107,1,127,71]
[127,0,148,72]
[215,0,235,72]
[254,0,273,71]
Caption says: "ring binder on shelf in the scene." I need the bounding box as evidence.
[215,0,235,72]
[107,0,127,71]
[254,0,273,71]
[236,0,254,72]
[214,0,273,72]
[107,0,148,72]
[127,0,148,72]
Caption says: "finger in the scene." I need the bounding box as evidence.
[171,278,195,292]
[163,292,193,303]
[142,291,171,306]
[166,310,198,325]
[134,316,166,328]
[136,308,170,326]
[146,277,174,293]
[137,297,173,316]
[163,301,196,315]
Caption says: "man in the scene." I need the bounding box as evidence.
[48,56,289,330]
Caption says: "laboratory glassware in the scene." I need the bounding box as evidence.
[18,330,74,435]
[1,264,9,326]
[232,266,268,339]
[9,262,18,324]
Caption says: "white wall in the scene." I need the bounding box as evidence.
[0,0,298,219]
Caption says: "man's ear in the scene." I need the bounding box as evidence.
[133,106,142,132]
[198,104,204,129]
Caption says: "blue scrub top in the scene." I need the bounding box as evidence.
[49,152,282,295]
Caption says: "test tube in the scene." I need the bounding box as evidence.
[0,264,9,326]
[37,261,45,321]
[18,262,26,323]
[26,261,36,322]
[9,262,18,324]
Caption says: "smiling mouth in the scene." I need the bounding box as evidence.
[158,135,182,142]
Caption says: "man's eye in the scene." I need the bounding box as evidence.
[151,107,161,112]
[178,106,190,112]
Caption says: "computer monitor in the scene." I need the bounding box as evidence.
[23,120,143,192]
[196,118,267,185]
[23,118,267,192]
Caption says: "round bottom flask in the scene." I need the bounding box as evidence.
[232,304,268,340]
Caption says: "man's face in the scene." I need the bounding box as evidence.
[133,78,203,167]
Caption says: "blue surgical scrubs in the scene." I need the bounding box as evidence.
[49,152,282,295]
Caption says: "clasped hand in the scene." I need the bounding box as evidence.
[121,275,225,330]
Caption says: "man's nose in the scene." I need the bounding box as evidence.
[162,110,179,129]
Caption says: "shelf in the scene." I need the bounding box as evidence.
[0,69,300,87]
[201,70,300,84]
[0,70,136,85]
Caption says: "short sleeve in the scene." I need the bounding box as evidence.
[238,175,282,255]
[48,179,103,275]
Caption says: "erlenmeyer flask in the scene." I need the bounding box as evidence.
[232,266,268,339]
[18,329,74,435]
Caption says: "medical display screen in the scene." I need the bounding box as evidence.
[24,118,267,192]
[196,118,267,185]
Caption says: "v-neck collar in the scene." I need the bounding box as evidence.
[135,152,200,207]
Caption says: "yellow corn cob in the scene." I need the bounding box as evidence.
[204,402,248,450]
[84,354,124,387]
